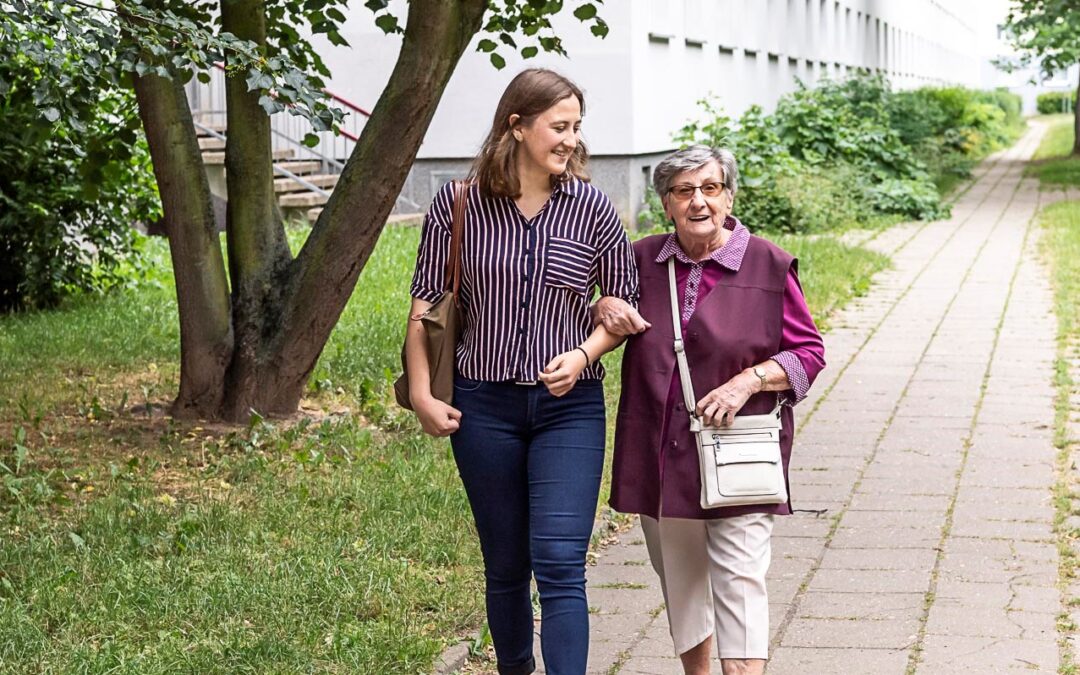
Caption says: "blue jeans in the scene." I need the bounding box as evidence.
[450,376,606,675]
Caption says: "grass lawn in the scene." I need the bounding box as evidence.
[1039,198,1080,675]
[1030,111,1080,671]
[0,224,885,673]
[1029,114,1080,188]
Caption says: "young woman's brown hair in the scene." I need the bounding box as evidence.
[470,68,590,198]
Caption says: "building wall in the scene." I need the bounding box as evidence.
[313,0,996,222]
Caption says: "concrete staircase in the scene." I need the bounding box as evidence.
[188,65,422,222]
[194,123,339,223]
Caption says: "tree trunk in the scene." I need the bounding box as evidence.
[217,0,294,421]
[213,0,488,419]
[133,72,233,418]
[1073,61,1080,156]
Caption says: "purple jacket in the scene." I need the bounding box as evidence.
[610,232,819,519]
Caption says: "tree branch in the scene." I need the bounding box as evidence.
[273,0,488,388]
[132,69,233,416]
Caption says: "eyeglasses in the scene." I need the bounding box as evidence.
[667,182,726,201]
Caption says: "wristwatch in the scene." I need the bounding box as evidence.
[752,366,768,392]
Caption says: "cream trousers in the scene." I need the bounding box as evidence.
[640,513,774,659]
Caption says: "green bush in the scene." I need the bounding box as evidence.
[773,76,923,179]
[667,76,955,232]
[659,74,1023,234]
[0,22,160,312]
[1037,90,1077,114]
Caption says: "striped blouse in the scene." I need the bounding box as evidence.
[410,179,639,383]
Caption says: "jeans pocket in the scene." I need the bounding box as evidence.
[453,375,485,393]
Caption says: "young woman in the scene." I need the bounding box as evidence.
[405,69,638,675]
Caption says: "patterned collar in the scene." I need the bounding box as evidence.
[654,216,749,271]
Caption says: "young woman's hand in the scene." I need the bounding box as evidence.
[412,395,462,437]
[539,350,589,397]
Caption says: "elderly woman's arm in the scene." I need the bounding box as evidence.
[696,266,825,426]
[592,296,651,334]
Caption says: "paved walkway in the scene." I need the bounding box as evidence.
[438,122,1069,674]
[576,123,1062,674]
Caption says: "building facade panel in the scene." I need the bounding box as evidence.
[311,0,1006,222]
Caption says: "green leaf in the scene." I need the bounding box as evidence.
[521,46,538,59]
[42,107,60,123]
[327,31,350,47]
[197,71,210,84]
[490,52,506,69]
[374,13,400,34]
[258,95,281,115]
[246,70,273,91]
[477,39,498,53]
[573,3,597,20]
[302,133,320,147]
[590,21,609,38]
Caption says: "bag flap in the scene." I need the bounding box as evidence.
[707,410,781,434]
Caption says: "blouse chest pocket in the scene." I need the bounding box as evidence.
[543,236,595,295]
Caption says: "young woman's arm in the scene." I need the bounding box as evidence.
[405,297,462,437]
[538,324,623,397]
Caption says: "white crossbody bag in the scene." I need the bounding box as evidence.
[667,258,788,509]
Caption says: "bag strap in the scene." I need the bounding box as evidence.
[667,257,781,426]
[668,258,701,429]
[445,180,469,299]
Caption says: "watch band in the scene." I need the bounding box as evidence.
[753,366,767,391]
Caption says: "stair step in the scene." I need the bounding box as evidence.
[202,148,295,165]
[198,137,226,151]
[274,160,321,176]
[273,173,339,193]
[388,213,425,226]
[303,209,425,225]
[279,190,331,208]
[195,122,227,136]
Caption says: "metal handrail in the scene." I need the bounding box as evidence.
[211,61,370,142]
[193,121,331,198]
[268,127,345,172]
[193,64,424,214]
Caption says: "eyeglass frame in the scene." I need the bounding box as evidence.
[665,181,728,202]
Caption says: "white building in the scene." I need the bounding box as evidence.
[314,0,1008,223]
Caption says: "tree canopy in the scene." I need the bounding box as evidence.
[2,0,608,421]
[1001,0,1080,153]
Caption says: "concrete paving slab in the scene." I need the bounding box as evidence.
[915,635,1057,673]
[779,616,921,649]
[766,647,909,675]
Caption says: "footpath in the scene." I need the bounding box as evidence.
[443,122,1074,673]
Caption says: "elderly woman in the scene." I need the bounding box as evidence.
[598,145,825,675]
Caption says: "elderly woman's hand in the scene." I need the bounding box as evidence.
[592,296,651,336]
[696,372,758,427]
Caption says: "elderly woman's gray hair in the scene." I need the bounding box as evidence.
[652,145,739,199]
